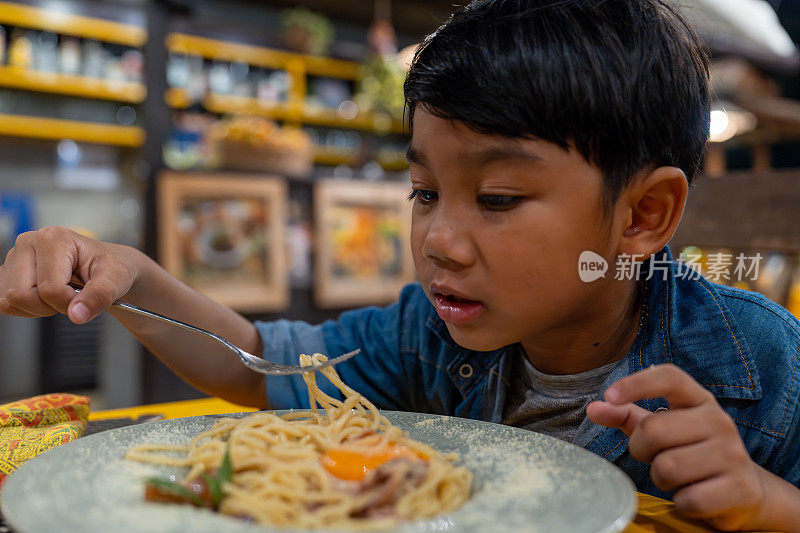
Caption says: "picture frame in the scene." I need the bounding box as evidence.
[314,179,415,308]
[158,172,289,313]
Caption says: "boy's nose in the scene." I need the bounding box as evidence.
[422,215,476,270]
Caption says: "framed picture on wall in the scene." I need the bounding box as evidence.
[158,172,289,313]
[314,179,415,308]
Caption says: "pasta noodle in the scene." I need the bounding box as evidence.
[127,354,473,530]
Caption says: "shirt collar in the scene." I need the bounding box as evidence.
[425,314,508,398]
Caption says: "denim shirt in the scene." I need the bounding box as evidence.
[255,246,800,498]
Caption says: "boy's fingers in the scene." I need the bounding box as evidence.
[673,474,760,522]
[586,400,652,437]
[0,297,40,318]
[605,364,713,409]
[648,440,727,492]
[35,241,79,315]
[0,259,36,317]
[628,406,708,463]
[2,243,34,291]
[1,244,58,317]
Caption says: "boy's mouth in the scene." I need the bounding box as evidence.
[431,289,485,325]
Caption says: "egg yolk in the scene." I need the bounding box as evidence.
[321,445,428,481]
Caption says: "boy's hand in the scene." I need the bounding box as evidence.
[587,364,800,531]
[0,226,143,324]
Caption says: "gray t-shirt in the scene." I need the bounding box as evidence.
[502,351,620,444]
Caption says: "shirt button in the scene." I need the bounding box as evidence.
[458,364,474,379]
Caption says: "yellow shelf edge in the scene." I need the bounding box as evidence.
[164,87,191,109]
[313,146,358,166]
[165,89,407,135]
[311,147,409,170]
[304,56,362,79]
[204,93,289,120]
[166,32,361,80]
[379,159,410,171]
[0,1,146,47]
[302,108,406,134]
[0,66,146,103]
[0,113,145,147]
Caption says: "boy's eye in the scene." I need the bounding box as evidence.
[408,189,438,205]
[478,195,523,210]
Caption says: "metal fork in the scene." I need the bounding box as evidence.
[67,282,360,375]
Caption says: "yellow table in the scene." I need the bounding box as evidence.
[91,399,714,533]
[89,397,258,421]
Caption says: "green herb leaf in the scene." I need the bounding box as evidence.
[202,446,233,509]
[203,473,223,508]
[217,445,233,485]
[144,477,205,507]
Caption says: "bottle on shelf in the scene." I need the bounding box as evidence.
[8,29,33,69]
[83,40,107,79]
[106,54,125,82]
[208,60,232,95]
[229,61,251,97]
[186,55,206,103]
[120,49,143,83]
[166,50,190,89]
[256,70,289,105]
[59,37,82,75]
[35,32,59,73]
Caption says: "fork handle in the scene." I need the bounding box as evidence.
[67,281,240,353]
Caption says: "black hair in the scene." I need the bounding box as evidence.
[404,0,710,206]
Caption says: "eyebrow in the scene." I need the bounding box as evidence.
[406,146,427,166]
[467,146,543,165]
[406,144,542,167]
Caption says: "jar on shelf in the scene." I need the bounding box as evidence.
[59,37,82,75]
[8,29,33,69]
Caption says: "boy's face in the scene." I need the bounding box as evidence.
[408,108,627,352]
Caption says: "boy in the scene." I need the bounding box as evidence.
[1,0,799,530]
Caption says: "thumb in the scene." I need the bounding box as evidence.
[586,400,653,437]
[67,274,125,325]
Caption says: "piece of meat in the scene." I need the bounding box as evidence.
[350,457,429,519]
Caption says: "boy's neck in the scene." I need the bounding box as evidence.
[521,280,644,375]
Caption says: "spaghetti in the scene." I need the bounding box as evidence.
[127,354,473,529]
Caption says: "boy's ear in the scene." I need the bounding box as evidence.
[617,166,688,259]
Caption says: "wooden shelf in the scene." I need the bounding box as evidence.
[166,33,361,80]
[301,106,403,134]
[0,113,145,147]
[164,33,408,135]
[166,88,406,134]
[0,66,146,103]
[312,147,408,171]
[313,146,358,166]
[204,93,290,120]
[378,157,409,172]
[165,89,289,119]
[0,2,146,47]
[164,87,191,109]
